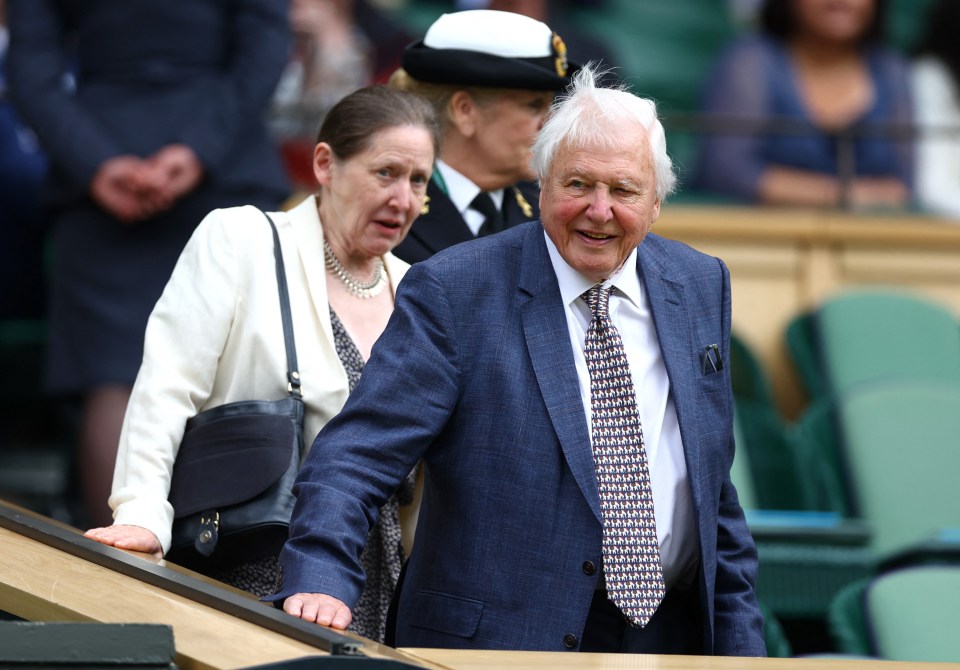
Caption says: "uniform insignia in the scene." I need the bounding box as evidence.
[512,186,534,218]
[420,195,431,215]
[552,33,568,77]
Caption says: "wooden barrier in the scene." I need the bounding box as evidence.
[0,502,432,670]
[1,502,953,669]
[656,205,960,418]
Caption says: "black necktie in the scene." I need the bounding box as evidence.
[469,191,505,237]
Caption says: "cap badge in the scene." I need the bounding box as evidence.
[552,32,568,77]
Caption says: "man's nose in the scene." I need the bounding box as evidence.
[586,188,613,222]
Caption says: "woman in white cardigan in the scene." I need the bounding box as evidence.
[85,86,440,642]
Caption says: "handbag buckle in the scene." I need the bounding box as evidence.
[195,510,220,557]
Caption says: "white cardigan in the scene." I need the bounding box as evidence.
[110,195,409,553]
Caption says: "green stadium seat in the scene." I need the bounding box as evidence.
[815,288,960,395]
[865,565,960,662]
[731,336,873,622]
[829,565,960,662]
[788,288,960,520]
[835,379,960,559]
[827,577,873,657]
[789,397,852,515]
[784,310,825,402]
[730,332,808,510]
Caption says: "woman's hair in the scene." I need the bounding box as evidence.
[531,64,677,201]
[760,0,886,44]
[388,68,508,135]
[316,85,441,160]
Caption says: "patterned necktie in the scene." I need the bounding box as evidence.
[583,284,665,628]
[469,191,505,236]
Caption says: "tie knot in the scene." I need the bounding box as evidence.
[470,191,505,236]
[469,191,499,218]
[583,284,612,321]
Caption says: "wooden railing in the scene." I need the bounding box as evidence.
[1,501,948,669]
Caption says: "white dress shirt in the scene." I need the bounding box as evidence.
[545,232,699,590]
[435,159,504,236]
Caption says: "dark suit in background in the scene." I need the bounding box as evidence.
[6,0,291,526]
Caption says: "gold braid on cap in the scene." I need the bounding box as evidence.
[552,33,568,77]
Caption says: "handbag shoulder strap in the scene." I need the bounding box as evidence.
[262,211,301,399]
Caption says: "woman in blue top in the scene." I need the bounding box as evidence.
[695,0,913,209]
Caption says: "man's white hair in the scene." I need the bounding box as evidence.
[530,64,677,201]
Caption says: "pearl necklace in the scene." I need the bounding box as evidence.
[323,239,387,299]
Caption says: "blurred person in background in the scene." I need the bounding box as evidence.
[910,0,960,220]
[694,0,913,209]
[388,9,577,264]
[0,0,49,320]
[270,0,412,193]
[6,0,292,528]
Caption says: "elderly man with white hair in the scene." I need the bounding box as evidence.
[270,63,766,657]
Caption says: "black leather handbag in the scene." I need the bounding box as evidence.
[165,211,305,573]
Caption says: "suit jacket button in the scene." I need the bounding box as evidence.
[582,560,596,575]
[563,634,578,649]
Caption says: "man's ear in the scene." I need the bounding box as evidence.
[313,142,335,186]
[448,90,478,138]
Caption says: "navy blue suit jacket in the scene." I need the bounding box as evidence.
[275,222,765,655]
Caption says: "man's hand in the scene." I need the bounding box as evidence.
[84,524,163,559]
[283,593,353,630]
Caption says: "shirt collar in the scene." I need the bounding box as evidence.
[544,231,642,308]
[435,159,504,214]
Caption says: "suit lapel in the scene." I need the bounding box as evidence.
[403,179,475,257]
[519,226,601,521]
[637,237,703,516]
